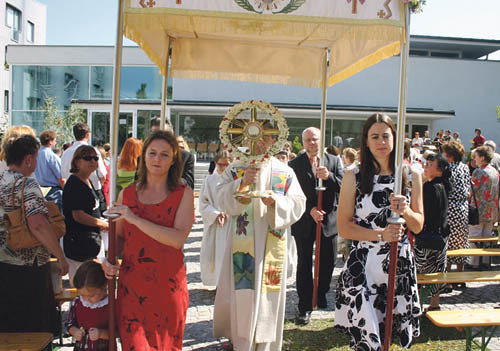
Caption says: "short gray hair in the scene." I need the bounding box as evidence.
[484,140,496,152]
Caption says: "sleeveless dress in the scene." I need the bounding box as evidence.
[334,173,421,350]
[117,184,189,351]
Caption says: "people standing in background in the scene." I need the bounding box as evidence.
[341,147,357,172]
[484,140,500,172]
[414,153,452,312]
[199,152,232,287]
[289,127,343,325]
[452,132,461,144]
[443,130,452,142]
[441,141,471,278]
[333,131,343,148]
[0,125,36,172]
[468,146,499,270]
[423,130,432,145]
[412,131,424,152]
[117,138,142,195]
[35,130,65,210]
[61,123,107,200]
[97,146,110,206]
[472,128,485,149]
[275,150,289,163]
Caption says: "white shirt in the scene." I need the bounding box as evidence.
[60,140,107,190]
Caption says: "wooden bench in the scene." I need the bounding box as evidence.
[447,248,500,256]
[417,271,500,285]
[426,309,500,351]
[0,333,53,351]
[469,236,499,244]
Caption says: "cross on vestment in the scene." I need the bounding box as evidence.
[348,0,366,14]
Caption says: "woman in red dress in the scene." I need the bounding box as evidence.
[102,130,194,351]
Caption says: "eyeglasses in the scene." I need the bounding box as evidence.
[217,163,230,167]
[82,156,99,161]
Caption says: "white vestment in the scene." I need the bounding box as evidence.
[213,158,306,351]
[199,172,232,286]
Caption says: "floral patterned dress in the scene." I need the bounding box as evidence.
[447,162,471,265]
[117,184,189,351]
[335,172,421,350]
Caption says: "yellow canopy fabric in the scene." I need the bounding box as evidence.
[124,0,406,88]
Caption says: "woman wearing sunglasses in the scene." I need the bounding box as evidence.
[63,145,109,285]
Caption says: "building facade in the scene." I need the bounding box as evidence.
[1,0,46,132]
[6,35,500,157]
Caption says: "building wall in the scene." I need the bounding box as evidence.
[0,0,46,131]
[173,55,500,149]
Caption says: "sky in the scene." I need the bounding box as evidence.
[37,0,500,58]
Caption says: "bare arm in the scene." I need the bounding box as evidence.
[111,187,195,250]
[396,168,424,233]
[337,170,402,242]
[27,213,69,275]
[72,210,108,230]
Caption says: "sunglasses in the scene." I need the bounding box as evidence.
[81,156,99,161]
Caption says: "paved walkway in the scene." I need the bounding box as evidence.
[57,201,500,350]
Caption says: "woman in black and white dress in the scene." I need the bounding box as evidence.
[335,113,424,350]
[441,141,470,276]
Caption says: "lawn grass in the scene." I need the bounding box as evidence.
[283,317,477,350]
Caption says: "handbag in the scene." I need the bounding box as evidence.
[4,177,66,251]
[468,180,480,225]
[415,232,446,251]
[63,230,101,262]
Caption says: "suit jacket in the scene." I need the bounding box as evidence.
[289,152,343,238]
[180,149,195,189]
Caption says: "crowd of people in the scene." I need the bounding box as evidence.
[0,115,498,351]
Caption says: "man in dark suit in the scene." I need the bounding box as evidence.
[150,117,195,189]
[289,126,343,325]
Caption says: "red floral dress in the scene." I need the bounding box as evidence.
[117,184,189,351]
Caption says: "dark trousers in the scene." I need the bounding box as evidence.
[294,232,337,313]
[45,186,63,212]
[0,261,59,333]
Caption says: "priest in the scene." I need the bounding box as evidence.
[213,133,306,350]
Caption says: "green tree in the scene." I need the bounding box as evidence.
[291,136,302,154]
[497,106,500,123]
[42,97,86,149]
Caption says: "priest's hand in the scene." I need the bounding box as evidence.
[261,194,275,207]
[217,212,226,226]
[242,166,260,186]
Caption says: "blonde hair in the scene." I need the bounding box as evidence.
[0,125,36,161]
[342,147,357,164]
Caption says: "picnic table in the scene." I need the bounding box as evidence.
[447,248,500,257]
[426,309,500,351]
[0,333,52,351]
[417,271,500,285]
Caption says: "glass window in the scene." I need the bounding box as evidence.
[330,119,365,148]
[11,111,45,135]
[90,66,165,100]
[92,112,110,147]
[4,90,8,112]
[121,66,162,100]
[27,21,34,42]
[11,65,90,111]
[6,5,21,41]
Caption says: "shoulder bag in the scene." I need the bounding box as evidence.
[4,177,66,251]
[468,179,480,225]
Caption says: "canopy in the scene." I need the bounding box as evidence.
[124,0,406,88]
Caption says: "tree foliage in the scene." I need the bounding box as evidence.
[291,136,302,154]
[497,106,500,123]
[42,97,86,149]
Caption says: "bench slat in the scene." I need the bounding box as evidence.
[426,309,500,328]
[447,248,500,256]
[0,333,53,351]
[469,236,499,243]
[417,271,500,284]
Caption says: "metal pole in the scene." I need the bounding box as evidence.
[312,48,329,309]
[383,4,410,351]
[160,37,172,130]
[107,1,125,350]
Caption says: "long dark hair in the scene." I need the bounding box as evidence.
[359,113,406,195]
[136,130,183,192]
[427,152,453,195]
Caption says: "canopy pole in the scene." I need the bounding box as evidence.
[107,1,125,350]
[312,47,330,309]
[384,4,410,351]
[160,37,172,130]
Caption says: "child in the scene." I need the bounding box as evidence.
[67,260,109,351]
